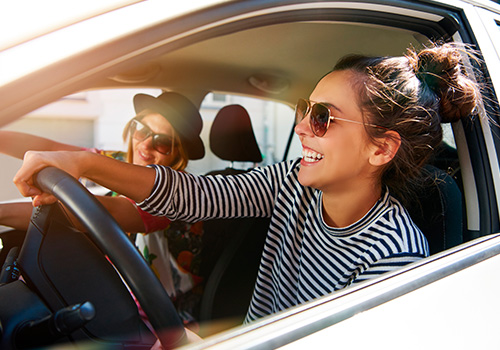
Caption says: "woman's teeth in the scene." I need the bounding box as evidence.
[302,149,324,162]
[139,150,151,160]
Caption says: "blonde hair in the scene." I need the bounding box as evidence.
[122,109,189,171]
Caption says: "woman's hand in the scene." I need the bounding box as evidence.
[13,149,157,206]
[13,150,86,206]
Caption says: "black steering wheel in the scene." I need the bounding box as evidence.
[23,167,186,349]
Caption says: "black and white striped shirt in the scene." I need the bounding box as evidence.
[137,159,429,322]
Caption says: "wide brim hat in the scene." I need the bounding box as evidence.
[133,92,205,160]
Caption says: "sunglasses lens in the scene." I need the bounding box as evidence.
[132,120,174,154]
[132,120,151,141]
[153,135,173,154]
[311,103,330,137]
[295,99,309,125]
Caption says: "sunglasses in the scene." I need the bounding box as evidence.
[295,98,382,137]
[130,119,175,155]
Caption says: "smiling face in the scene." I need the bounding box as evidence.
[295,69,380,195]
[131,113,179,167]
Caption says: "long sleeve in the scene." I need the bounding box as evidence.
[137,161,296,222]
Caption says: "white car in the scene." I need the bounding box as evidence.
[1,0,500,349]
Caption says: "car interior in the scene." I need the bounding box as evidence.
[1,1,499,349]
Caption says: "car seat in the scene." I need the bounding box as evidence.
[405,164,463,255]
[205,104,262,175]
[199,105,269,332]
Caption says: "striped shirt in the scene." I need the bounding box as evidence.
[137,159,429,322]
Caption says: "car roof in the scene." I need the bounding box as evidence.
[0,0,142,51]
[0,0,232,125]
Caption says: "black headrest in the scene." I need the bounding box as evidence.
[405,164,463,255]
[209,105,262,163]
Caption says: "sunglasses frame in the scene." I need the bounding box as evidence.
[130,119,175,155]
[295,98,382,137]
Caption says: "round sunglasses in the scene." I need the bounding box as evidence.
[295,98,382,137]
[130,119,175,155]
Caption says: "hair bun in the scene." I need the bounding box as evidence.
[410,44,479,123]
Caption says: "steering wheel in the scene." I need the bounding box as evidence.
[26,167,186,349]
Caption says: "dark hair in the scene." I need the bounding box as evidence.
[332,42,480,202]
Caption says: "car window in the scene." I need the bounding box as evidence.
[0,88,459,204]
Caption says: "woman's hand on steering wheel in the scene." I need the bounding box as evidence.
[13,150,85,206]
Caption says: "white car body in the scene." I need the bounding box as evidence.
[1,1,500,349]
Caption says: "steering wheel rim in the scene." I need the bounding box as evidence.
[35,166,186,348]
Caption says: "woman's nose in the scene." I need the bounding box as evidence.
[294,114,313,136]
[140,134,154,148]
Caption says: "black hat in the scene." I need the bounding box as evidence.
[133,92,205,160]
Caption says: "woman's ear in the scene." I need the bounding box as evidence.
[369,130,401,166]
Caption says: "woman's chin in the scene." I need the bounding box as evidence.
[297,167,315,188]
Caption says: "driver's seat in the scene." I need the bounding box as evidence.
[199,105,269,332]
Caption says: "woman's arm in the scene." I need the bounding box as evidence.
[0,202,33,230]
[136,163,284,221]
[95,196,146,233]
[0,197,148,234]
[0,130,82,159]
[13,150,156,206]
[61,196,147,233]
